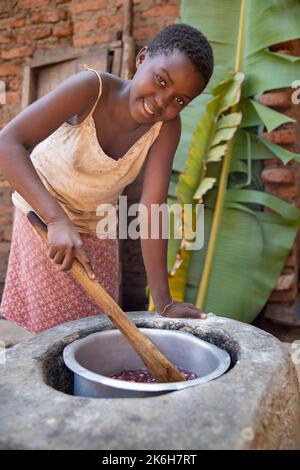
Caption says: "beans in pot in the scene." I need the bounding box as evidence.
[111,368,198,383]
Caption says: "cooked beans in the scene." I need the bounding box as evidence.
[111,368,198,383]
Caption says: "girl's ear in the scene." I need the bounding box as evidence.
[136,46,148,68]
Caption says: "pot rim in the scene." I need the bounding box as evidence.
[63,328,231,392]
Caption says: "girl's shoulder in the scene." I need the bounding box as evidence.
[74,71,124,124]
[93,70,126,99]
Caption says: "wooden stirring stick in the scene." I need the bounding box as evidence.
[27,211,185,383]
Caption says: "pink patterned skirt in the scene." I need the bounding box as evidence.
[0,208,120,334]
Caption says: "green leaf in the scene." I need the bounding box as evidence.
[194,177,216,201]
[249,99,295,131]
[218,113,242,129]
[257,135,300,164]
[184,207,299,322]
[211,126,238,147]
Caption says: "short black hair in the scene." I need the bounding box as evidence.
[147,23,214,88]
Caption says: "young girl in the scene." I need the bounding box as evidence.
[0,23,214,334]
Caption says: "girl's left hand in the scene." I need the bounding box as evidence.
[161,301,207,319]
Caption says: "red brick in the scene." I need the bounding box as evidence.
[53,24,73,38]
[134,23,158,41]
[259,90,292,109]
[5,92,20,105]
[264,184,298,201]
[275,273,297,291]
[2,230,12,242]
[73,33,110,47]
[0,35,10,45]
[270,39,300,55]
[1,46,33,60]
[274,49,291,55]
[0,64,22,77]
[0,214,13,225]
[32,9,67,24]
[0,16,25,30]
[11,16,26,28]
[70,0,107,14]
[263,158,282,168]
[142,5,179,17]
[263,129,296,146]
[17,0,50,9]
[285,244,297,268]
[269,281,298,302]
[74,20,95,34]
[0,205,14,215]
[280,108,297,120]
[8,78,21,92]
[28,26,52,40]
[34,40,71,53]
[0,3,10,14]
[261,168,295,184]
[98,15,123,28]
[0,242,11,253]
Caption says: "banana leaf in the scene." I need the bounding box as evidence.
[148,0,300,321]
[184,206,299,321]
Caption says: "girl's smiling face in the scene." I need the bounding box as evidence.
[129,47,206,124]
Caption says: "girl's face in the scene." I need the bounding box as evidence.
[129,47,206,124]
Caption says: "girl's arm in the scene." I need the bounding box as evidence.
[139,116,206,319]
[0,71,98,224]
[0,71,100,277]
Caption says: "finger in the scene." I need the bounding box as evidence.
[76,250,96,279]
[186,303,207,317]
[185,308,207,319]
[61,249,75,272]
[48,245,57,259]
[53,250,66,265]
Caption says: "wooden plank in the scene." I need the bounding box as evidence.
[111,45,122,76]
[76,49,108,73]
[21,65,36,109]
[30,42,122,68]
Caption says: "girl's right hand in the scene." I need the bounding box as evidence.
[46,219,95,280]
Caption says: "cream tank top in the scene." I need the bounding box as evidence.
[12,66,163,234]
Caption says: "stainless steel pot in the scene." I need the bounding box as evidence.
[63,328,231,398]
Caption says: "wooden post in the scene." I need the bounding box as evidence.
[121,0,136,80]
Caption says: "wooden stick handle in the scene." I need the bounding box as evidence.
[27,211,185,383]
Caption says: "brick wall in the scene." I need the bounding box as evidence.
[0,0,180,305]
[260,39,300,324]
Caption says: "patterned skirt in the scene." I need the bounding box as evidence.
[0,208,120,334]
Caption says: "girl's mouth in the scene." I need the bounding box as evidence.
[142,98,156,117]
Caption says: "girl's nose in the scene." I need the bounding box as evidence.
[156,93,172,111]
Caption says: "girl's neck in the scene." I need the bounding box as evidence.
[111,80,144,133]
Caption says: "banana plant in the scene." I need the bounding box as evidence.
[148,72,243,310]
[148,0,300,322]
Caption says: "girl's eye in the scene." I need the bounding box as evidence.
[155,75,185,106]
[176,97,185,106]
[156,74,166,87]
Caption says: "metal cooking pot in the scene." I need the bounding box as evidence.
[63,328,231,398]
